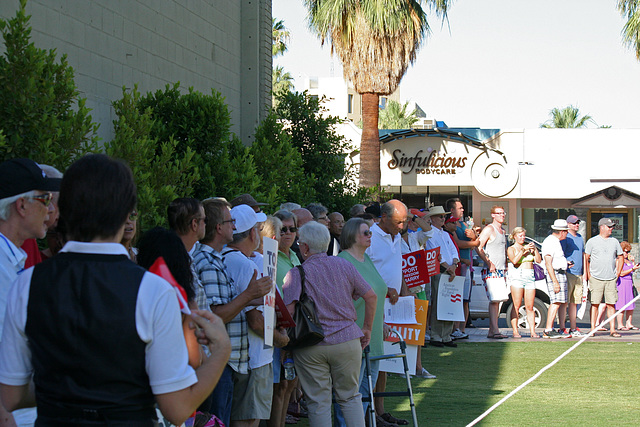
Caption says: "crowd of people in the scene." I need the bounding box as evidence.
[0,154,637,427]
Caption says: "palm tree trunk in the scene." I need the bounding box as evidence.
[359,92,381,188]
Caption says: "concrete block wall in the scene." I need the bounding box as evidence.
[0,0,272,145]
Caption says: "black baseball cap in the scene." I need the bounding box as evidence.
[0,158,62,199]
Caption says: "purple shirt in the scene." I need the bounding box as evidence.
[283,253,371,345]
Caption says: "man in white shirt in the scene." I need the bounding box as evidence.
[364,199,409,427]
[0,158,60,426]
[424,206,459,347]
[0,154,231,426]
[223,204,289,426]
[541,219,571,339]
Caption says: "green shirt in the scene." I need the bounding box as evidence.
[276,249,300,293]
[338,251,386,357]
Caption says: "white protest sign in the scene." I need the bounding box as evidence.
[379,342,418,375]
[262,237,279,347]
[436,275,465,322]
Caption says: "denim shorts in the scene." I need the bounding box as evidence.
[509,266,535,290]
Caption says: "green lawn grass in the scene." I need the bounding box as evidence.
[293,341,640,426]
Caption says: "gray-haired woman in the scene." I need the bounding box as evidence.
[283,222,377,427]
[333,218,387,427]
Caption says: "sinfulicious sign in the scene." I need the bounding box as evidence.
[381,137,480,186]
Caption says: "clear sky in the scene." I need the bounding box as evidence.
[273,0,640,129]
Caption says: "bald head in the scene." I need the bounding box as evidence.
[379,199,408,236]
[292,208,313,227]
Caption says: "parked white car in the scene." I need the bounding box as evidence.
[469,237,550,329]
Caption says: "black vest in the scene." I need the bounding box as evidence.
[26,252,156,425]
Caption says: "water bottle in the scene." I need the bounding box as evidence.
[283,357,296,380]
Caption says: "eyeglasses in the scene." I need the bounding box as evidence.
[362,230,372,236]
[281,226,298,234]
[493,212,506,216]
[128,211,139,221]
[624,250,631,253]
[606,225,614,229]
[222,218,236,225]
[26,192,53,207]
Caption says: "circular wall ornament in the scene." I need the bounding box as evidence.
[470,151,519,198]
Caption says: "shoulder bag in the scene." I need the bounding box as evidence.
[284,265,325,349]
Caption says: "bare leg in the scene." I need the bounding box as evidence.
[568,301,577,330]
[625,310,634,328]
[416,345,423,372]
[590,304,599,331]
[267,381,287,427]
[606,304,616,334]
[489,301,500,335]
[374,371,386,416]
[510,286,523,337]
[524,288,537,337]
[461,301,469,333]
[617,311,625,329]
[557,303,568,331]
[546,303,560,330]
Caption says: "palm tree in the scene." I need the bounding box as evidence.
[540,105,595,128]
[272,18,291,58]
[272,65,294,107]
[379,100,418,129]
[304,0,450,188]
[618,0,640,60]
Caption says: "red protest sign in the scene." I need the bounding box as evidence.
[425,247,440,277]
[274,287,295,329]
[402,250,430,288]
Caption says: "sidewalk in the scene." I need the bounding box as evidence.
[462,325,640,343]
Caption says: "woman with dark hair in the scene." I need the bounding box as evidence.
[615,241,640,330]
[137,226,196,303]
[121,209,139,262]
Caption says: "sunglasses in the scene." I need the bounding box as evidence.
[362,230,372,236]
[27,192,53,207]
[281,226,298,234]
[222,218,236,225]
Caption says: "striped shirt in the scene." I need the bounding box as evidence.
[192,242,248,374]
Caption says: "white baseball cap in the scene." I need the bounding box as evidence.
[231,204,267,234]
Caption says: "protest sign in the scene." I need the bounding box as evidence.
[402,250,430,288]
[436,275,465,322]
[425,247,440,277]
[262,237,278,347]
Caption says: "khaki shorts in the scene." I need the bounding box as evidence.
[231,363,273,421]
[566,273,583,304]
[588,277,618,305]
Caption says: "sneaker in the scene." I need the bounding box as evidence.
[557,329,571,338]
[415,367,437,379]
[450,329,469,340]
[543,329,563,339]
[570,328,587,337]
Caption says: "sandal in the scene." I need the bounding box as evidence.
[618,327,630,331]
[610,332,622,337]
[628,326,639,330]
[487,333,508,339]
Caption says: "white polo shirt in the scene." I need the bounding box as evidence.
[0,232,27,342]
[366,223,402,292]
[542,234,568,271]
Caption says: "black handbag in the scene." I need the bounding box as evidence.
[284,265,325,349]
[633,284,638,299]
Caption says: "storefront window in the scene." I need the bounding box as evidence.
[522,208,577,243]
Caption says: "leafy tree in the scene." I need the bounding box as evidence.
[105,86,200,231]
[272,18,291,58]
[540,105,595,128]
[304,0,451,188]
[0,0,99,169]
[273,90,373,213]
[618,0,640,60]
[250,112,316,211]
[379,100,418,129]
[136,83,259,201]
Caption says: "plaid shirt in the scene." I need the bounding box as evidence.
[192,242,248,374]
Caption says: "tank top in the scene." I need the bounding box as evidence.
[485,224,507,269]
